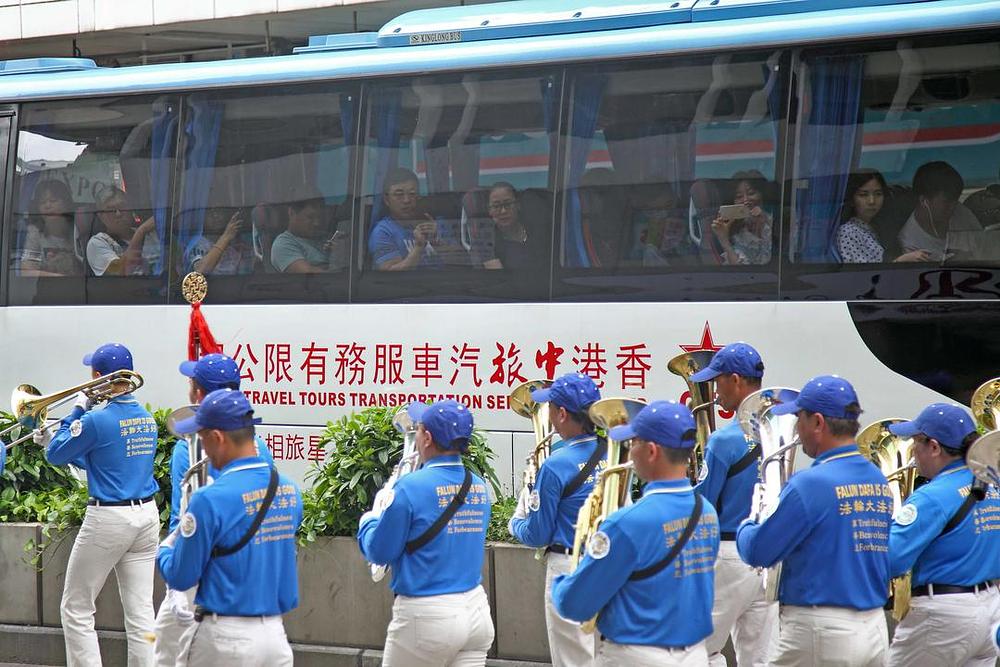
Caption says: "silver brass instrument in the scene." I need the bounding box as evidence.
[370,405,421,582]
[2,370,145,450]
[668,351,717,483]
[509,379,555,493]
[571,397,647,634]
[967,430,1000,488]
[737,386,800,601]
[167,405,209,515]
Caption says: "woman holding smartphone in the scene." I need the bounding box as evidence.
[187,207,255,275]
[711,170,773,265]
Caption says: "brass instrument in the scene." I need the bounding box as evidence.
[2,370,145,450]
[858,418,917,620]
[167,405,209,515]
[971,378,1000,431]
[570,397,647,634]
[370,405,421,582]
[509,379,555,493]
[668,351,717,483]
[967,429,1000,488]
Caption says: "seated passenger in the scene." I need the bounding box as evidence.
[471,182,547,271]
[961,169,1000,230]
[898,161,985,262]
[271,186,343,274]
[711,170,773,265]
[836,169,929,263]
[19,180,83,277]
[628,186,696,267]
[186,207,255,275]
[368,167,458,271]
[86,187,160,276]
[579,167,625,268]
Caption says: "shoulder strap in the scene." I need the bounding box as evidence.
[939,485,982,537]
[561,437,608,500]
[212,466,279,559]
[405,468,473,554]
[727,443,761,479]
[629,494,704,581]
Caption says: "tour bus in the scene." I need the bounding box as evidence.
[1,0,999,488]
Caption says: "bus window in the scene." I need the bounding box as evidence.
[788,34,1000,300]
[172,84,356,304]
[357,70,558,302]
[9,95,178,305]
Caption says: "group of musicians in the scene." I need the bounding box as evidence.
[23,339,1000,666]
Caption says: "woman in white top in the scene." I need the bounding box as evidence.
[711,170,773,265]
[836,169,929,264]
[19,180,83,277]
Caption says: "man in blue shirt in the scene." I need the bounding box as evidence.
[45,343,159,667]
[691,342,776,667]
[158,389,301,667]
[552,400,720,666]
[737,375,892,666]
[358,400,493,666]
[508,372,603,667]
[886,403,1000,666]
[153,353,275,667]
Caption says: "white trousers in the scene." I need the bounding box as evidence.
[771,605,888,667]
[545,552,597,667]
[152,586,196,666]
[177,615,292,667]
[706,541,777,667]
[61,502,159,667]
[597,639,708,667]
[889,586,1000,667]
[383,585,494,667]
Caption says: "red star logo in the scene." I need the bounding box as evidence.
[679,321,724,353]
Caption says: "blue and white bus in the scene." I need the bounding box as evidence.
[1,0,999,487]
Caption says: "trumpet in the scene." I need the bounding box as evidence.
[2,370,144,450]
[509,379,555,494]
[166,405,209,515]
[667,351,717,483]
[370,405,421,582]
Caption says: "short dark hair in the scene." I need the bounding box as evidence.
[489,181,517,199]
[383,167,419,194]
[945,430,980,458]
[567,410,597,435]
[802,408,861,438]
[662,447,693,466]
[737,374,763,390]
[226,425,256,443]
[913,161,963,201]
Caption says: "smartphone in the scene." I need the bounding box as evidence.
[718,204,750,221]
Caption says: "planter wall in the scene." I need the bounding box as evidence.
[0,523,42,625]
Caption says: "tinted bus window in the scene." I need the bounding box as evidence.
[172,84,356,304]
[555,52,785,301]
[356,70,559,302]
[787,34,1000,300]
[10,95,178,305]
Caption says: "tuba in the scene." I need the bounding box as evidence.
[167,405,209,515]
[857,418,917,620]
[570,397,647,634]
[967,429,1000,488]
[509,379,555,494]
[369,405,421,582]
[667,351,717,483]
[737,386,800,601]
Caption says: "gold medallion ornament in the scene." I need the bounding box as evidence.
[181,272,208,305]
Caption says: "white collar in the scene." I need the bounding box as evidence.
[565,435,597,447]
[642,487,692,497]
[427,462,463,469]
[221,462,268,477]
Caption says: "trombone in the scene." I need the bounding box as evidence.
[2,370,144,450]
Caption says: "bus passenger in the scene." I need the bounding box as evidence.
[186,207,255,275]
[87,187,160,276]
[270,186,340,274]
[836,169,930,263]
[472,182,546,271]
[628,186,695,267]
[899,161,981,262]
[711,171,773,265]
[19,179,84,277]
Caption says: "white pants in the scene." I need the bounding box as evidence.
[177,615,292,667]
[545,552,597,667]
[61,501,159,667]
[383,585,494,667]
[889,586,1000,667]
[153,586,196,666]
[706,541,777,667]
[598,639,708,667]
[771,605,888,667]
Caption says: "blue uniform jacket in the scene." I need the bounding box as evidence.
[736,444,892,609]
[551,479,720,648]
[889,461,1000,585]
[157,456,301,615]
[357,455,490,597]
[169,434,274,532]
[46,394,158,502]
[695,421,757,533]
[510,435,604,549]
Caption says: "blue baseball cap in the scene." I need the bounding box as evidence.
[82,343,134,375]
[689,342,764,382]
[172,388,262,434]
[889,403,976,449]
[608,400,696,449]
[530,373,601,414]
[770,375,862,419]
[179,353,241,392]
[407,399,474,451]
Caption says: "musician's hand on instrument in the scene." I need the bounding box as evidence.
[749,482,767,523]
[372,487,395,514]
[73,391,96,412]
[32,428,50,447]
[167,588,194,624]
[513,486,531,520]
[160,528,179,550]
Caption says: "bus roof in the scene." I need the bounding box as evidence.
[0,0,995,103]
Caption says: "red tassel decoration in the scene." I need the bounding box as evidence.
[188,302,222,361]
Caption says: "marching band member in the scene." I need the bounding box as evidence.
[551,400,720,667]
[737,375,892,666]
[45,343,159,666]
[509,372,603,667]
[886,404,1000,666]
[158,389,301,666]
[358,400,494,666]
[690,342,776,667]
[153,353,274,666]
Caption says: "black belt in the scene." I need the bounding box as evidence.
[547,544,572,555]
[721,531,737,541]
[911,581,994,597]
[194,606,272,622]
[88,494,156,507]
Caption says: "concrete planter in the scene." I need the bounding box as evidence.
[491,543,550,662]
[0,523,42,625]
